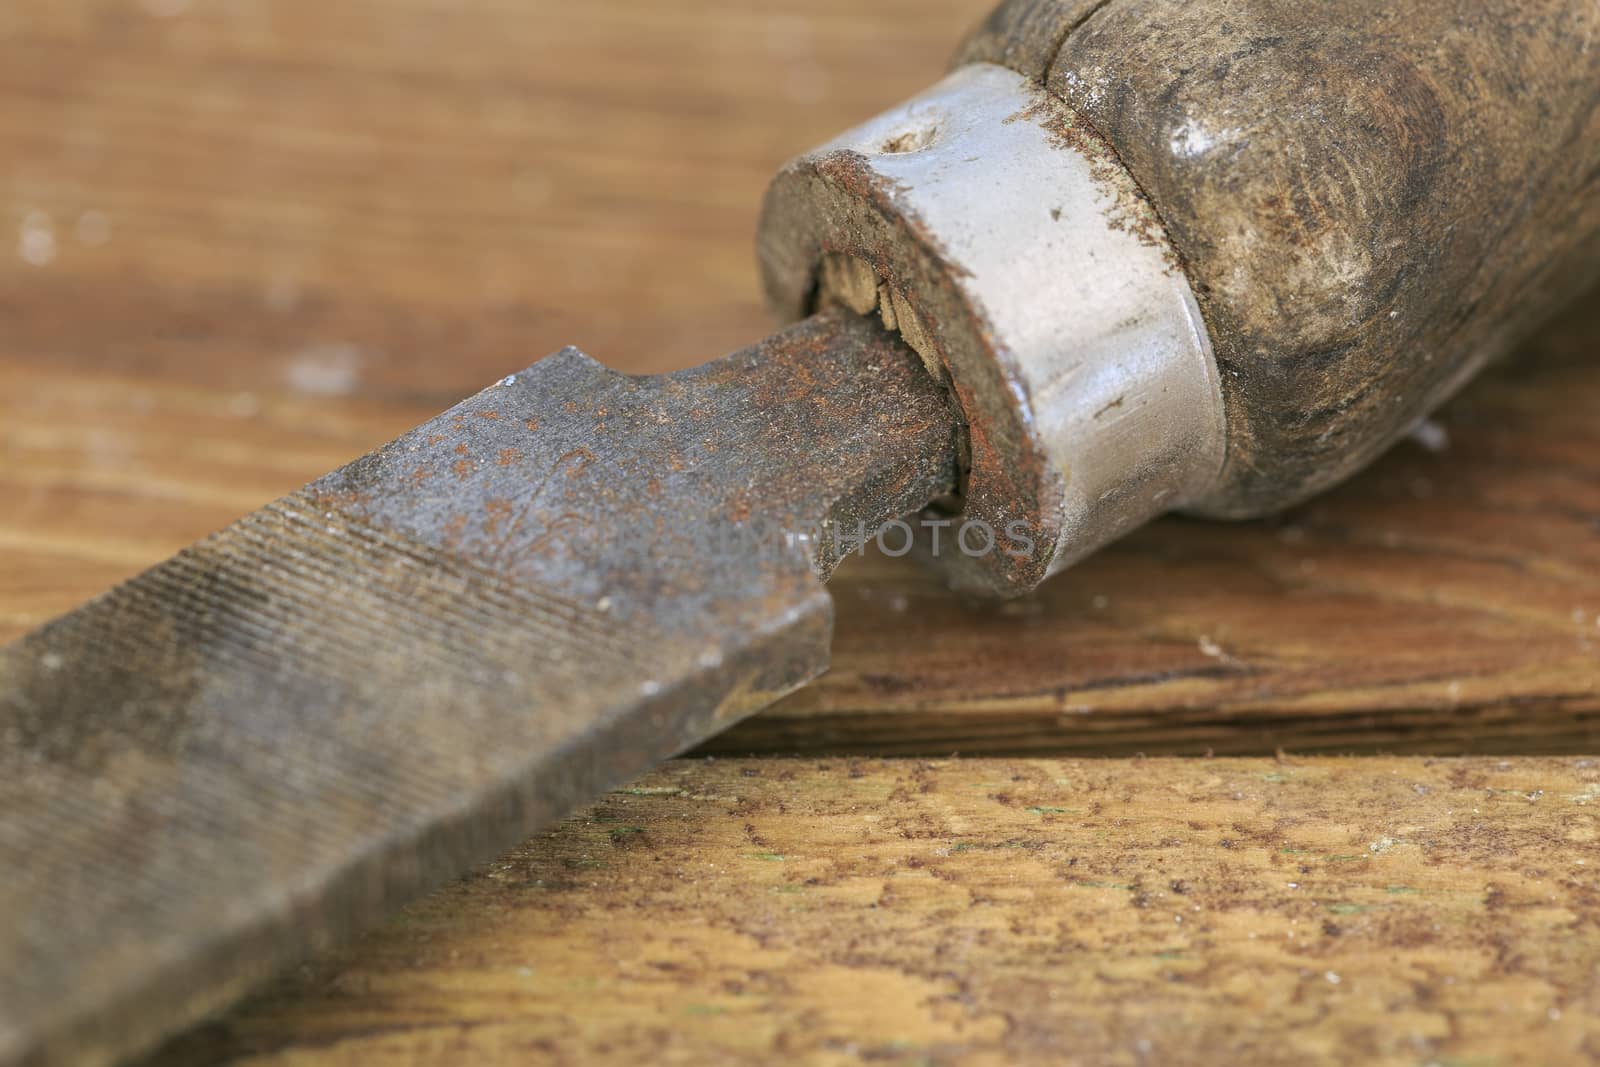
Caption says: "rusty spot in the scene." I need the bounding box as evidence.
[497,448,522,467]
[440,511,467,549]
[307,489,372,516]
[483,498,514,537]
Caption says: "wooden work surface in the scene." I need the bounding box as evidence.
[0,1,1596,1064]
[149,756,1600,1067]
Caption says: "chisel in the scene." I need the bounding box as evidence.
[4,0,1598,1063]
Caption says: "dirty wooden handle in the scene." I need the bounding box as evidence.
[959,0,1600,516]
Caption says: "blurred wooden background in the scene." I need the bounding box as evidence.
[4,0,1598,759]
[1,0,1598,1064]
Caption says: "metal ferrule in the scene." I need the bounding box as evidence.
[758,63,1226,595]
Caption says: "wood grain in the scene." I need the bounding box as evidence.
[145,756,1600,1067]
[3,0,1598,759]
[2,2,1599,1063]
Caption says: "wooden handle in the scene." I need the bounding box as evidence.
[959,0,1600,515]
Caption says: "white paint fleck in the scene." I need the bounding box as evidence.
[286,342,363,396]
[1169,118,1219,158]
[1409,419,1450,453]
[41,653,63,671]
[595,596,613,613]
[1059,68,1109,108]
[1564,784,1600,805]
[18,211,56,266]
[1198,635,1225,659]
[1325,971,1342,985]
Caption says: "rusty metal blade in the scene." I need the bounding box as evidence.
[0,310,960,1067]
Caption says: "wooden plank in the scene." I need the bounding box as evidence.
[146,756,1600,1066]
[4,2,1598,1062]
[0,0,985,397]
[3,0,1597,758]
